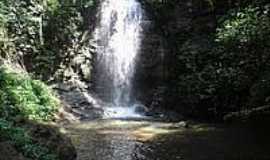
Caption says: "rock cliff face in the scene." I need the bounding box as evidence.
[136,0,270,120]
[132,9,166,106]
[133,0,218,108]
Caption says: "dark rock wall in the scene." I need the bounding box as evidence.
[132,10,166,106]
[136,0,270,120]
[134,0,218,109]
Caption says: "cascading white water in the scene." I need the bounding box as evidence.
[94,0,144,118]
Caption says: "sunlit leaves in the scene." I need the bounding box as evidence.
[46,0,60,13]
[216,5,270,46]
[174,2,270,116]
[0,66,60,121]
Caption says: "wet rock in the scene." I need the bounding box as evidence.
[146,106,185,122]
[72,55,86,66]
[134,104,148,114]
[175,121,189,128]
[0,142,26,160]
[53,82,104,122]
[0,59,4,66]
[52,83,73,92]
[57,107,80,123]
[80,63,92,81]
[59,91,103,121]
[223,105,270,123]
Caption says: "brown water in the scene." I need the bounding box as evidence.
[63,119,270,160]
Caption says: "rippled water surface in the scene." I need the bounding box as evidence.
[64,119,270,160]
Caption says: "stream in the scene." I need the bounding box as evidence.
[63,119,270,160]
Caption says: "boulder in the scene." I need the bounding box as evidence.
[175,121,189,128]
[134,104,148,114]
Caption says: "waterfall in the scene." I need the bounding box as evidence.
[94,0,144,118]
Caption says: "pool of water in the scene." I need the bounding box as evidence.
[63,119,270,160]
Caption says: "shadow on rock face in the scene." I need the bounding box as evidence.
[0,142,26,160]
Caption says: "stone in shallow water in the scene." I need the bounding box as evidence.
[175,121,189,128]
[134,104,148,114]
[103,106,143,119]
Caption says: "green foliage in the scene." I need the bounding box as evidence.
[0,0,39,63]
[0,0,9,24]
[0,119,58,160]
[216,5,270,46]
[41,0,96,81]
[0,66,59,121]
[213,4,270,91]
[0,0,96,80]
[0,1,91,159]
[174,3,270,117]
[47,0,60,13]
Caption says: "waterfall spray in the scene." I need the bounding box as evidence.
[94,0,144,118]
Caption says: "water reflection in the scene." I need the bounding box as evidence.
[64,120,270,160]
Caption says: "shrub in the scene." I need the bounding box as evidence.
[0,119,58,160]
[175,3,270,118]
[0,66,59,121]
[216,5,270,46]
